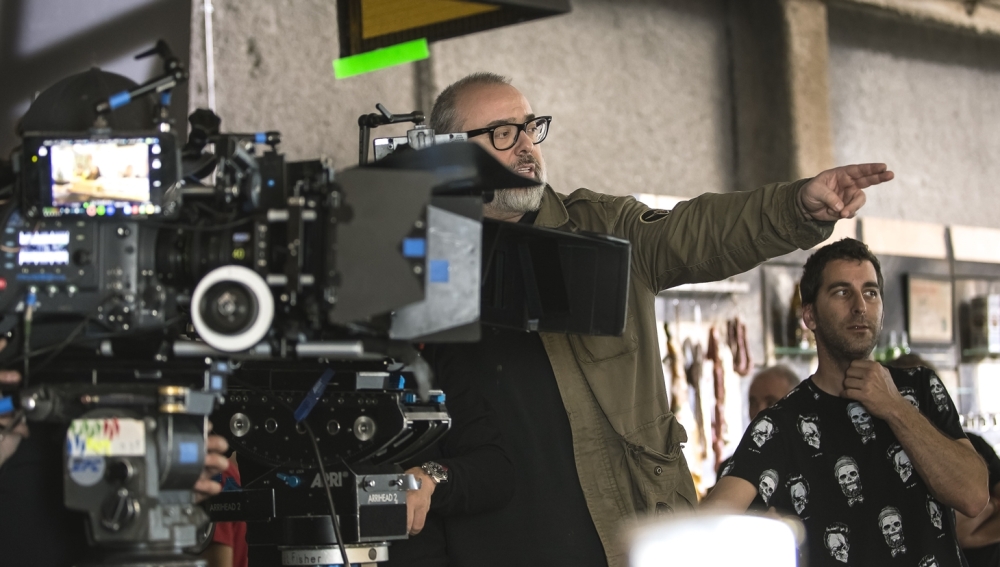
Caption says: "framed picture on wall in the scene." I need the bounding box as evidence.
[906,275,953,344]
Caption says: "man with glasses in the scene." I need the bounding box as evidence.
[392,72,895,567]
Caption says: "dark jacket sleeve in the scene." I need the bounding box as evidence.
[408,345,514,517]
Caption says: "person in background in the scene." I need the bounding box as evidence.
[717,365,800,479]
[748,365,802,422]
[888,353,1000,567]
[713,365,800,506]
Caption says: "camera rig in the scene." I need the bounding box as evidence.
[0,43,534,567]
[0,41,632,567]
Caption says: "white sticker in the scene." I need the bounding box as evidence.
[67,456,105,486]
[66,418,146,457]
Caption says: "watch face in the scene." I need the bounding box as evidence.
[422,462,449,483]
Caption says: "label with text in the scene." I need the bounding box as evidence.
[66,418,146,457]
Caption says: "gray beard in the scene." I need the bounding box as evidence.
[484,185,546,217]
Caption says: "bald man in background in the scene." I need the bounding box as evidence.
[748,365,801,422]
[716,365,800,483]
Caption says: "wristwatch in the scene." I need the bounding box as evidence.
[420,461,450,485]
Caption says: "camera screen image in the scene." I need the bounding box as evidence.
[47,138,154,210]
[18,230,70,266]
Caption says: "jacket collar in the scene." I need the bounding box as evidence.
[532,184,570,229]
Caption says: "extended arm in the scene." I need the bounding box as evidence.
[618,163,891,293]
[843,361,988,517]
[956,488,1000,549]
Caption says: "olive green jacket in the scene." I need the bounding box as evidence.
[531,179,833,567]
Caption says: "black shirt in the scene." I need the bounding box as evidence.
[963,433,1000,567]
[725,365,969,566]
[390,209,606,567]
[391,325,607,567]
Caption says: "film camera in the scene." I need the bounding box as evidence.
[1,42,631,567]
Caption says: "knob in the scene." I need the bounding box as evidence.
[276,473,302,488]
[73,249,91,266]
[100,487,138,532]
[105,301,132,330]
[141,281,165,312]
[353,416,376,442]
[105,459,134,484]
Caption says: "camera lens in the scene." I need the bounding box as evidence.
[199,281,258,335]
[191,266,274,352]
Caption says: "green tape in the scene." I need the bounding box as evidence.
[334,38,430,79]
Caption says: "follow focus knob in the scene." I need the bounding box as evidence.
[100,487,139,532]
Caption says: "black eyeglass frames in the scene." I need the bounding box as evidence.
[464,116,552,151]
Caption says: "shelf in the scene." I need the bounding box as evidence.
[661,280,751,294]
[962,348,1000,359]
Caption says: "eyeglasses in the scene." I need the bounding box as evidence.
[465,116,552,151]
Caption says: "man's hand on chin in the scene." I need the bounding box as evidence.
[840,360,907,420]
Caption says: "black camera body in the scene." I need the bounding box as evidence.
[3,122,468,566]
[1,132,181,339]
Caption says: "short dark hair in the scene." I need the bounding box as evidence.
[800,238,883,305]
[430,72,511,134]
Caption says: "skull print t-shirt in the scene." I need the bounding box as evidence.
[723,365,968,567]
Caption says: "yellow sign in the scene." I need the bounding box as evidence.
[361,0,499,39]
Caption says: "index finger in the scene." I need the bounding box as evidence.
[835,163,893,189]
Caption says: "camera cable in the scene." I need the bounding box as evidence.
[226,374,353,566]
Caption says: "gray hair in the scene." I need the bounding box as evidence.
[753,365,800,391]
[430,72,511,133]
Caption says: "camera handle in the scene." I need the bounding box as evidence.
[93,40,189,132]
[357,104,425,165]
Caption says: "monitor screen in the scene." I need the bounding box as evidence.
[25,135,174,218]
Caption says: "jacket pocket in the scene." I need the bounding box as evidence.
[570,313,638,363]
[622,415,697,517]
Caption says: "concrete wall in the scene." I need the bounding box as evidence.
[0,0,191,154]
[189,0,418,168]
[430,0,734,198]
[191,0,735,198]
[828,4,1000,229]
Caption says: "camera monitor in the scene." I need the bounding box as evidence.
[21,133,178,219]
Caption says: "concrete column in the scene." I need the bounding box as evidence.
[728,0,833,189]
[784,0,834,178]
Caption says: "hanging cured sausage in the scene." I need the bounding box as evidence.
[706,326,726,471]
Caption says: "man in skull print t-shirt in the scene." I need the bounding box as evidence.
[723,366,967,565]
[704,239,988,566]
